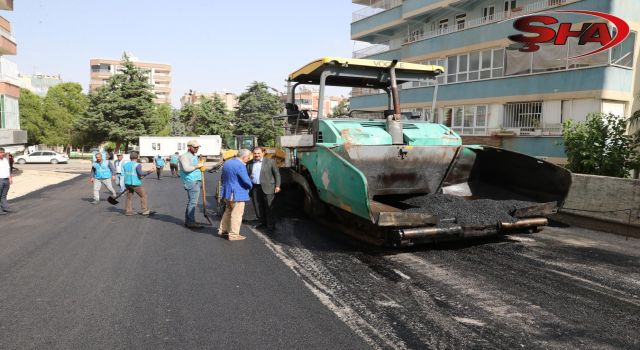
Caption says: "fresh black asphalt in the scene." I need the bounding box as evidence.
[0,172,368,349]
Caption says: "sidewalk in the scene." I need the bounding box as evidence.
[7,170,80,200]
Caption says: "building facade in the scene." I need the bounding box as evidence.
[0,0,26,152]
[289,88,348,118]
[350,0,639,163]
[90,57,172,104]
[179,91,239,111]
[18,73,63,96]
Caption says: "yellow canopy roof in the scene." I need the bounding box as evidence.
[288,57,445,87]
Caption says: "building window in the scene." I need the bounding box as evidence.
[455,14,466,30]
[503,102,543,129]
[504,0,517,12]
[482,6,495,21]
[152,143,161,151]
[177,143,186,151]
[438,19,449,34]
[448,105,489,135]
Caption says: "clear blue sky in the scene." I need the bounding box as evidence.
[5,0,361,106]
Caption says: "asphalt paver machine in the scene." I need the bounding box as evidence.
[278,57,572,247]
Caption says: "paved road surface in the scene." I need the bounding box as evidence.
[0,173,367,349]
[2,171,639,349]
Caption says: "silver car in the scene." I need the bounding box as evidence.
[15,151,69,164]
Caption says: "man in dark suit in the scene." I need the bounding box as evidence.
[247,146,281,232]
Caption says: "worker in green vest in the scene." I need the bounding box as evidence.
[123,152,155,216]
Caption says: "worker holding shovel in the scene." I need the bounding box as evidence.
[122,152,154,216]
[179,140,207,229]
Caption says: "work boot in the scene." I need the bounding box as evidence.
[125,212,135,216]
[218,230,229,237]
[140,210,156,216]
[185,222,204,229]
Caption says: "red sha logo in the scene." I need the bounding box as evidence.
[509,10,630,59]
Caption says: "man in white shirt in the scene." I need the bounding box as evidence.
[0,147,13,215]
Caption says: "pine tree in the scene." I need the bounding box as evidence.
[77,53,157,151]
[235,81,283,146]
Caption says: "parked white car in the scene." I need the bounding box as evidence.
[15,151,69,164]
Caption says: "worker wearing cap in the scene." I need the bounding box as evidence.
[179,140,207,228]
[123,152,154,216]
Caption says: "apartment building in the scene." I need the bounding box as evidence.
[0,0,26,152]
[180,91,239,111]
[18,73,63,96]
[289,88,348,118]
[90,56,172,104]
[350,0,639,163]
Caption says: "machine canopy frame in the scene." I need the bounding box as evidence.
[288,57,445,89]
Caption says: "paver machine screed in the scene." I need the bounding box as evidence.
[278,57,572,247]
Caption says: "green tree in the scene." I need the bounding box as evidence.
[178,102,199,136]
[331,98,350,117]
[18,89,47,144]
[562,112,638,177]
[153,103,172,136]
[77,53,157,151]
[42,83,88,149]
[235,81,283,146]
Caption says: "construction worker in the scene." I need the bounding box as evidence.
[179,140,207,228]
[114,153,126,193]
[90,152,117,204]
[154,154,165,180]
[122,152,154,216]
[169,152,180,177]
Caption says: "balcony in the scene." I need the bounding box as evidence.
[0,0,13,11]
[0,16,10,32]
[0,26,15,55]
[352,1,404,40]
[352,0,403,22]
[352,37,403,58]
[0,130,27,146]
[404,0,580,45]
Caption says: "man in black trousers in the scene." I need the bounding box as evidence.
[247,147,281,232]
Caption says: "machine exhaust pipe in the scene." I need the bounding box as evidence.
[387,60,404,145]
[499,218,548,230]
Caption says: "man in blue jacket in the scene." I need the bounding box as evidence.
[219,149,253,241]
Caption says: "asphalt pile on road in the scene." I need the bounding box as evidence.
[401,194,537,228]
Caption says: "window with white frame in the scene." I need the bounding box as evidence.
[455,14,466,30]
[446,49,504,84]
[446,105,489,135]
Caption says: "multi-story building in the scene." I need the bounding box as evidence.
[289,88,348,117]
[18,73,63,96]
[350,0,639,163]
[0,0,26,152]
[180,91,239,111]
[90,56,172,104]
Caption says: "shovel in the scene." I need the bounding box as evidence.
[107,189,128,205]
[201,162,213,226]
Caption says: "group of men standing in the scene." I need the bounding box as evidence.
[88,140,281,242]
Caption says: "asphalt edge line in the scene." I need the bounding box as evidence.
[9,172,82,202]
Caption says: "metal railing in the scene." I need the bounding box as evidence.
[353,38,403,58]
[503,102,543,129]
[353,43,390,58]
[404,0,579,44]
[352,0,403,23]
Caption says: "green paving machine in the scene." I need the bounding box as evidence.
[278,57,572,247]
